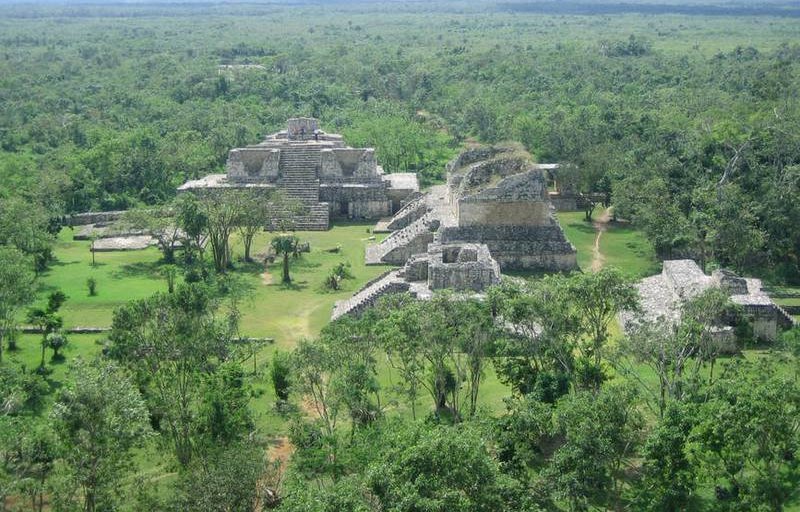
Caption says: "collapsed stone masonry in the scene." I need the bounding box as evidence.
[332,242,501,320]
[366,144,578,272]
[178,118,418,230]
[622,259,795,343]
[333,145,577,319]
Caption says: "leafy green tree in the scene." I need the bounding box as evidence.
[0,246,36,362]
[197,362,253,445]
[631,402,698,512]
[236,189,300,262]
[198,192,243,273]
[176,193,209,263]
[27,290,66,370]
[688,360,800,511]
[490,279,579,399]
[271,234,300,284]
[51,359,152,512]
[567,267,639,390]
[364,421,528,512]
[174,442,275,512]
[271,350,292,403]
[547,385,643,511]
[123,204,183,263]
[2,421,58,512]
[107,283,236,466]
[0,197,55,272]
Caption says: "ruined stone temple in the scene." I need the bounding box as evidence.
[333,144,577,319]
[366,144,577,271]
[623,259,796,342]
[178,118,419,230]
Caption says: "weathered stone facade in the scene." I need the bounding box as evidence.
[366,144,578,272]
[623,259,796,342]
[178,118,418,230]
[332,242,501,319]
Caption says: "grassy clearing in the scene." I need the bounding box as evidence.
[557,210,660,278]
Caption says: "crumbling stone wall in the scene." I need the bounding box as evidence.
[226,148,281,181]
[438,224,578,271]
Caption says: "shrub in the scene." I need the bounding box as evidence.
[270,351,292,403]
[86,277,97,296]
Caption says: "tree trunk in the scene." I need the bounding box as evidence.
[244,235,253,262]
[282,252,290,283]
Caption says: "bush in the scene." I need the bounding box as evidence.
[270,351,292,403]
[86,277,97,296]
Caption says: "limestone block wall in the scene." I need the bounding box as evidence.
[740,304,779,341]
[403,255,430,282]
[428,263,499,292]
[319,149,378,178]
[68,210,126,226]
[438,224,578,271]
[227,148,280,181]
[320,150,342,178]
[287,118,319,139]
[457,200,550,227]
[319,184,392,219]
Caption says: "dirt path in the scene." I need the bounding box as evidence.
[267,435,294,469]
[261,270,273,285]
[590,207,613,272]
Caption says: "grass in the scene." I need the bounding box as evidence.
[5,218,800,511]
[556,210,660,278]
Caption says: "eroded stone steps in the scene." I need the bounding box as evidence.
[365,213,438,265]
[331,270,408,319]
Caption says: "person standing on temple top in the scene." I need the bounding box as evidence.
[313,129,320,141]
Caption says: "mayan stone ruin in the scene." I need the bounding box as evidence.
[333,144,577,319]
[179,117,419,230]
[365,144,577,271]
[332,242,501,320]
[623,259,796,342]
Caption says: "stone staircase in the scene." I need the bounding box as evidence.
[775,303,798,329]
[386,192,428,231]
[332,270,409,319]
[365,213,439,265]
[277,146,329,230]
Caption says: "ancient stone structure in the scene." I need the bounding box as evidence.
[334,145,578,320]
[366,144,578,272]
[332,242,501,319]
[624,259,795,342]
[178,118,418,230]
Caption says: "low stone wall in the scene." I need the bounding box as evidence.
[320,183,392,219]
[438,224,578,271]
[69,210,126,226]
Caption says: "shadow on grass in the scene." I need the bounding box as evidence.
[566,222,596,235]
[270,280,309,291]
[234,261,267,276]
[112,261,163,280]
[291,258,322,269]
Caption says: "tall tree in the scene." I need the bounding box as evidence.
[567,267,639,390]
[0,247,36,363]
[271,234,300,284]
[123,204,183,263]
[51,360,152,512]
[198,193,242,273]
[236,189,299,263]
[107,284,236,466]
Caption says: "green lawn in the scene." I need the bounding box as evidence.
[557,210,660,278]
[36,224,390,340]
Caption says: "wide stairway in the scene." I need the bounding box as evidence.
[365,213,438,265]
[278,146,329,230]
[332,270,409,319]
